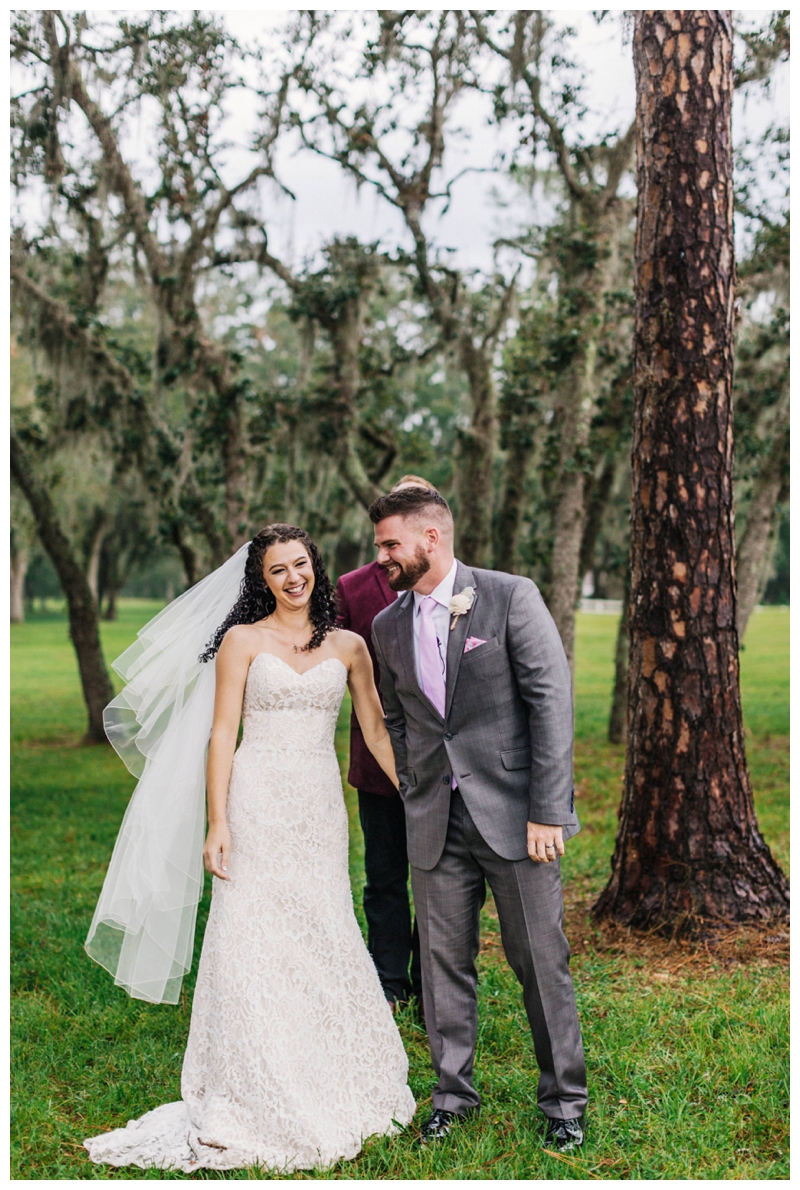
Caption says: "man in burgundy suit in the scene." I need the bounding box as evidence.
[335,477,434,1008]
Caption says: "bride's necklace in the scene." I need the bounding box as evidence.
[269,620,312,654]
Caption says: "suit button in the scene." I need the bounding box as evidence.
[442,775,450,784]
[444,732,453,740]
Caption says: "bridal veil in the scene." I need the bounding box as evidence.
[85,543,249,1003]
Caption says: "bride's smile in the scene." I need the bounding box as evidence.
[264,545,316,612]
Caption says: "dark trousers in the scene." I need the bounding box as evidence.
[358,790,422,1004]
[411,789,587,1119]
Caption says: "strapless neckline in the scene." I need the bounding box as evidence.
[250,652,348,680]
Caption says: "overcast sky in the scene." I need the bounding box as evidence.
[12,9,788,277]
[215,9,788,274]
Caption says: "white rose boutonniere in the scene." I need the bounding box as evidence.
[448,586,476,631]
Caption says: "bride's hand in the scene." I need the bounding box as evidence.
[204,823,231,880]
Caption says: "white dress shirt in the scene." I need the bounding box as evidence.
[412,559,458,690]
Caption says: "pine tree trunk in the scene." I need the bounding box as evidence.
[594,11,788,930]
[11,434,114,743]
[736,415,789,642]
[10,545,28,623]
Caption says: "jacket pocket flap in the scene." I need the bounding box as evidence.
[500,747,532,771]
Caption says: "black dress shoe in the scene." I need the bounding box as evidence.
[417,1108,469,1143]
[544,1115,585,1152]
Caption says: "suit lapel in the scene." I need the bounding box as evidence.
[390,591,417,686]
[445,561,478,718]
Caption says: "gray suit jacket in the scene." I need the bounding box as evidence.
[372,562,578,870]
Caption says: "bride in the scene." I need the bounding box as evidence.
[83,524,415,1173]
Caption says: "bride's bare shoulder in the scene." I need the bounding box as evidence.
[223,622,263,643]
[332,629,369,667]
[217,623,264,661]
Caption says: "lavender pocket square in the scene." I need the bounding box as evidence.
[464,636,488,654]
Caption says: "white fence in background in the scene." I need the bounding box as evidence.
[580,599,623,615]
[579,601,787,616]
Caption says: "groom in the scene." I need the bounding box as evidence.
[369,486,587,1151]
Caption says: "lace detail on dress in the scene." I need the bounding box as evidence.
[85,652,415,1173]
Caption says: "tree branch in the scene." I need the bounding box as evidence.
[481,269,520,350]
[11,266,138,398]
[41,13,167,285]
[470,10,588,201]
[602,118,637,200]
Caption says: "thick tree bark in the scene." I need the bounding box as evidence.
[736,413,789,641]
[10,544,28,623]
[11,434,114,743]
[594,11,788,930]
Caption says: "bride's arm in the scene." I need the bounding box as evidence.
[204,629,252,880]
[345,635,399,790]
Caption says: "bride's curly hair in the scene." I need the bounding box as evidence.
[200,524,337,662]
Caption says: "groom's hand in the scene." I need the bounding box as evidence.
[527,822,564,863]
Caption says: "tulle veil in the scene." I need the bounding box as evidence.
[85,543,250,1004]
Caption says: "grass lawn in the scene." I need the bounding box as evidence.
[11,602,789,1179]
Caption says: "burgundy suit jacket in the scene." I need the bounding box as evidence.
[335,560,397,796]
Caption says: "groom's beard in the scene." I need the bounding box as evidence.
[383,546,431,591]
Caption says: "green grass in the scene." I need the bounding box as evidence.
[11,603,789,1179]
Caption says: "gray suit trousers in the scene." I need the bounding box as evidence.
[411,790,587,1119]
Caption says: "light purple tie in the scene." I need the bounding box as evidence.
[418,596,446,717]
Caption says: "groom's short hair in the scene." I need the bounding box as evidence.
[368,486,453,535]
[391,474,437,492]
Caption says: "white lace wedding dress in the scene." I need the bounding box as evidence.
[84,653,415,1173]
